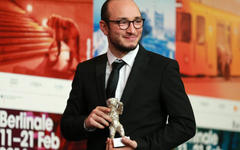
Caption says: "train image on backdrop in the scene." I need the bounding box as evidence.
[176,0,240,80]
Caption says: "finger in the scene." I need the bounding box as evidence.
[108,138,114,150]
[97,106,111,113]
[93,114,110,127]
[95,110,112,122]
[106,138,113,150]
[88,117,105,129]
[106,143,109,150]
[105,138,110,150]
[121,137,137,148]
[85,107,111,129]
[95,107,112,122]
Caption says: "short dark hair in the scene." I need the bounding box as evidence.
[101,0,111,21]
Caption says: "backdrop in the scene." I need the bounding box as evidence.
[0,0,240,149]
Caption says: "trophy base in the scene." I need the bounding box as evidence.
[113,136,130,148]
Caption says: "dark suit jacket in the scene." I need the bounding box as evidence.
[61,44,196,150]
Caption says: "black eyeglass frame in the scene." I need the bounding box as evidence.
[104,18,145,30]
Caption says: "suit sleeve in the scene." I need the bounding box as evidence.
[60,64,90,141]
[134,60,196,150]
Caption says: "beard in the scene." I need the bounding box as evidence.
[108,33,142,53]
[110,39,137,53]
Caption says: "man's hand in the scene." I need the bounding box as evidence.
[85,106,112,129]
[106,137,137,150]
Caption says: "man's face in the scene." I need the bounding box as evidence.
[104,0,143,53]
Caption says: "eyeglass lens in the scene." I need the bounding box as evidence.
[119,19,144,29]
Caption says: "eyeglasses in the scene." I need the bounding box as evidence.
[105,18,145,30]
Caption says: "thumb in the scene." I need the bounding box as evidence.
[106,138,113,150]
[121,137,137,148]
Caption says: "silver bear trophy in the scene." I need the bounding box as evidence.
[106,98,125,139]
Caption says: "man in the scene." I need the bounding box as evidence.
[61,0,196,150]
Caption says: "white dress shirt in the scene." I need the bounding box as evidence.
[106,45,139,100]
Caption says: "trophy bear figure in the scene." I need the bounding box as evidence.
[106,98,125,139]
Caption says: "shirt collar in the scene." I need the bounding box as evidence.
[107,44,139,67]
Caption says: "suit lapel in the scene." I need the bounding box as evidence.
[121,45,150,106]
[95,54,108,105]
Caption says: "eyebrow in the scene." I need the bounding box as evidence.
[116,16,143,20]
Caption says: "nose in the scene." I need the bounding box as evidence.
[126,22,136,33]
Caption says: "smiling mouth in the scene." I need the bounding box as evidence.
[124,36,137,41]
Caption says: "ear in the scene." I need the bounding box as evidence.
[100,20,109,36]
